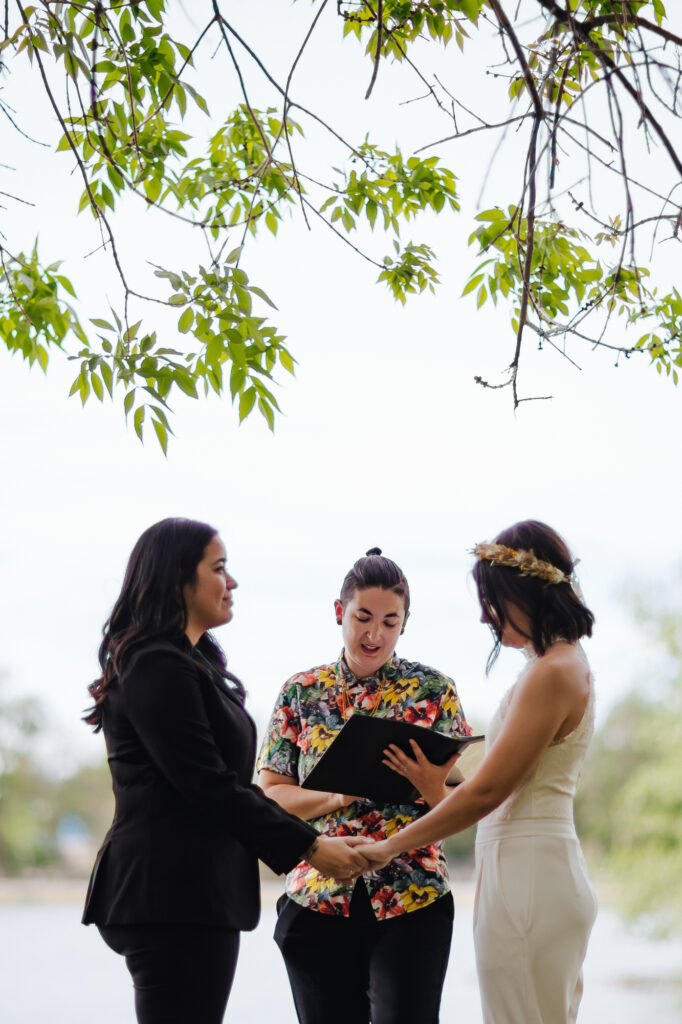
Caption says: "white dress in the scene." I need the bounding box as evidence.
[473,661,598,1024]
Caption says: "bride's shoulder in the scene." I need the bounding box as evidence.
[519,644,590,700]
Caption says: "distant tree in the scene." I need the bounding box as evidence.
[2,2,681,448]
[53,759,114,845]
[0,677,115,874]
[574,690,652,857]
[0,681,56,873]
[605,607,682,934]
[576,599,682,934]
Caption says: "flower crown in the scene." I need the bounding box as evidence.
[472,542,571,585]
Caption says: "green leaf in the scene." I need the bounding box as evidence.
[133,405,145,440]
[258,397,275,431]
[462,273,485,297]
[249,285,278,310]
[144,177,162,203]
[174,372,198,398]
[123,390,135,417]
[101,362,114,396]
[178,307,194,333]
[239,386,257,422]
[152,417,169,454]
[279,350,296,374]
[55,274,77,298]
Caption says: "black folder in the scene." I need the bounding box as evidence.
[301,714,485,804]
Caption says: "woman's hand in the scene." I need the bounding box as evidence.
[306,835,371,883]
[382,740,461,807]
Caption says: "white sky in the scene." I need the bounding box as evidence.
[1,2,681,769]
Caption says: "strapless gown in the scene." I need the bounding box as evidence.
[473,660,598,1024]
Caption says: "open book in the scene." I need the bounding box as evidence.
[301,713,485,804]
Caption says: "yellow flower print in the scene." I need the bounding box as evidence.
[302,871,340,895]
[382,677,420,706]
[383,814,413,837]
[309,723,337,754]
[402,885,439,912]
[441,687,463,716]
[316,669,337,690]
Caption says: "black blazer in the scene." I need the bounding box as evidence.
[82,637,316,931]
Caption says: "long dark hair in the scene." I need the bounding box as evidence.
[339,547,410,616]
[473,520,594,672]
[84,517,228,730]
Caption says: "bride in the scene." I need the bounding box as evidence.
[359,520,598,1024]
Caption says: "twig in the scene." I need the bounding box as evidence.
[364,0,383,100]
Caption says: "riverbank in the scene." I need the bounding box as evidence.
[0,867,619,909]
[0,875,479,908]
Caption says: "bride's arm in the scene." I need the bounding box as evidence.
[363,657,586,865]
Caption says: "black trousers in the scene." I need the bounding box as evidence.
[98,924,240,1024]
[274,883,454,1024]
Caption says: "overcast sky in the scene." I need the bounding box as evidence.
[2,2,681,769]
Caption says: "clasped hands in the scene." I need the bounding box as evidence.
[307,740,459,882]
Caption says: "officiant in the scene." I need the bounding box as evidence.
[257,548,472,1024]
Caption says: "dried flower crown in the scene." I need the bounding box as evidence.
[472,542,571,585]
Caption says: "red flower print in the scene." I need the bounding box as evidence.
[318,895,349,916]
[410,849,441,873]
[371,887,402,918]
[360,812,386,838]
[275,706,299,742]
[403,700,439,726]
[288,870,307,894]
[296,671,319,688]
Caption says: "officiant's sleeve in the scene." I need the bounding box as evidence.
[434,676,473,739]
[257,674,302,779]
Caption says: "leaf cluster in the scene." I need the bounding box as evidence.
[67,247,291,453]
[1,0,681,440]
[0,245,87,372]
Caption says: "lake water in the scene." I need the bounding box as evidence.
[1,882,681,1023]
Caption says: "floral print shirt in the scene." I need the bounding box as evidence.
[257,652,471,920]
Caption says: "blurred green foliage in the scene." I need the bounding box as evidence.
[0,680,113,875]
[0,683,54,873]
[576,602,682,934]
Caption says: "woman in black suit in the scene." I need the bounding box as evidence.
[82,518,368,1024]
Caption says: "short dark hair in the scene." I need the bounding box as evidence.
[84,517,226,730]
[473,520,594,671]
[339,547,410,615]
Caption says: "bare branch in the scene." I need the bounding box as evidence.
[364,0,383,100]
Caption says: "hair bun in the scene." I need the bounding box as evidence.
[365,547,382,557]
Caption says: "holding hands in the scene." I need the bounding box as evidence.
[307,742,456,883]
[306,835,371,883]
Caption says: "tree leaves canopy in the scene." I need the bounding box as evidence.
[1,1,680,448]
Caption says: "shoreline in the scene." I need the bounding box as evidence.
[0,876,479,908]
[0,867,617,910]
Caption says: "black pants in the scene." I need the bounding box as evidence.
[98,924,240,1024]
[274,883,454,1024]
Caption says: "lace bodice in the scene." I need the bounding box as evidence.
[481,654,595,825]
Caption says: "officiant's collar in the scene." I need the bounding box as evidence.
[337,651,398,686]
